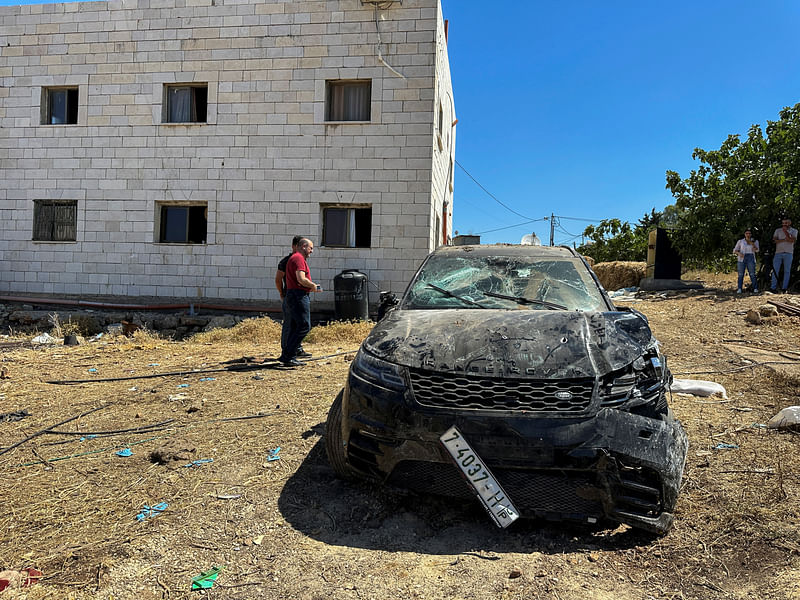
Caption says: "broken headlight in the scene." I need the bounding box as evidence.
[599,349,667,410]
[351,349,406,391]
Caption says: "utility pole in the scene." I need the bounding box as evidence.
[549,212,555,246]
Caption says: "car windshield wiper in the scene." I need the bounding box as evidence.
[426,283,486,308]
[483,291,568,310]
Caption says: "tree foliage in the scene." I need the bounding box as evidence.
[579,209,661,263]
[665,102,800,280]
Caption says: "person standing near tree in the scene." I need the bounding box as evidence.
[279,238,321,367]
[733,228,759,294]
[771,217,798,293]
[275,235,310,359]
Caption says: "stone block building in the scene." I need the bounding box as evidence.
[0,0,455,307]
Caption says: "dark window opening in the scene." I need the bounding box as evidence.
[159,205,207,243]
[165,85,208,123]
[326,80,371,121]
[33,200,77,241]
[44,87,79,125]
[322,206,372,248]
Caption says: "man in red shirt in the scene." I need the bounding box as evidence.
[279,238,322,366]
[274,235,310,358]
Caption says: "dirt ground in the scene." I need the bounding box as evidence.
[2,274,800,600]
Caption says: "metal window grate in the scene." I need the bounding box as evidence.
[33,200,77,241]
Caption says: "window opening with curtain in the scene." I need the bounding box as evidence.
[158,204,208,243]
[164,84,208,123]
[33,200,78,241]
[326,80,371,121]
[43,87,79,125]
[322,205,372,247]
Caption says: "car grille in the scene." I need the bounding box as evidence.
[408,369,594,412]
[388,461,604,518]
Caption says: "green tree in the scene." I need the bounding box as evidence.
[665,103,800,283]
[579,209,662,263]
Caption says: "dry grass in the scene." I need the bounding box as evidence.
[188,316,374,347]
[304,319,375,345]
[2,290,800,599]
[592,261,647,290]
[190,316,283,345]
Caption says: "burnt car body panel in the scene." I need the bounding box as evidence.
[364,309,655,380]
[327,245,688,534]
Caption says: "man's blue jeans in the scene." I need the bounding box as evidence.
[280,289,310,362]
[280,296,304,357]
[280,296,289,350]
[772,252,793,290]
[737,255,757,291]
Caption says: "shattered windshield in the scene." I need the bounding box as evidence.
[402,253,608,311]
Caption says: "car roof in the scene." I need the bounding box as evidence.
[432,244,580,259]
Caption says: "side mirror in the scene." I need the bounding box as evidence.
[377,291,399,321]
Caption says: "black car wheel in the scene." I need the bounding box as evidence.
[325,389,356,480]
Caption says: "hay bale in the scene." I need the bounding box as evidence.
[592,261,646,291]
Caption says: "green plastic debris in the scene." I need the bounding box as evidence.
[191,566,223,590]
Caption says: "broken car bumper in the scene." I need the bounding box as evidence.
[342,372,688,535]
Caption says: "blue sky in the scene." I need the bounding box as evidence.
[3,0,799,245]
[442,1,800,244]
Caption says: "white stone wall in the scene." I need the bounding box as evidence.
[0,0,455,305]
[431,11,455,249]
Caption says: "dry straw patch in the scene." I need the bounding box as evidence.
[191,316,283,345]
[0,319,370,598]
[304,319,375,345]
[3,292,800,599]
[591,261,646,291]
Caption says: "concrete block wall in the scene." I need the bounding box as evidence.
[0,0,455,305]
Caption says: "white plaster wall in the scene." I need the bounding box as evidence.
[0,0,454,304]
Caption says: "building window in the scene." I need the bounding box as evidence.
[448,157,454,191]
[322,205,371,247]
[437,102,444,150]
[33,200,77,241]
[326,80,371,121]
[164,84,208,123]
[158,204,207,243]
[43,87,79,125]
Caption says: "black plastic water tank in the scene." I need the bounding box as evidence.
[333,269,369,321]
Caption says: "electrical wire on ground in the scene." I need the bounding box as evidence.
[10,412,276,467]
[45,349,359,385]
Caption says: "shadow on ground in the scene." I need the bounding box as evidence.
[278,431,656,556]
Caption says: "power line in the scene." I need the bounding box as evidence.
[455,160,535,220]
[475,217,547,235]
[556,223,580,238]
[556,215,605,223]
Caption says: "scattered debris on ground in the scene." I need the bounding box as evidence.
[1,284,798,599]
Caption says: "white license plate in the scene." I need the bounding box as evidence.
[439,426,519,528]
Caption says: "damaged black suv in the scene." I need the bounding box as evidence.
[325,245,687,534]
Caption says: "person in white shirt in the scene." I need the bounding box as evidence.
[733,228,759,294]
[771,217,798,292]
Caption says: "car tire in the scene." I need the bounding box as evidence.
[325,389,356,480]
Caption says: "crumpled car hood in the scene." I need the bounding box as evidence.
[363,309,654,379]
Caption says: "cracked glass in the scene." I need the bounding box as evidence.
[403,254,607,311]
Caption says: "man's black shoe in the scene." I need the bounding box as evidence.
[295,350,312,358]
[280,358,304,367]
